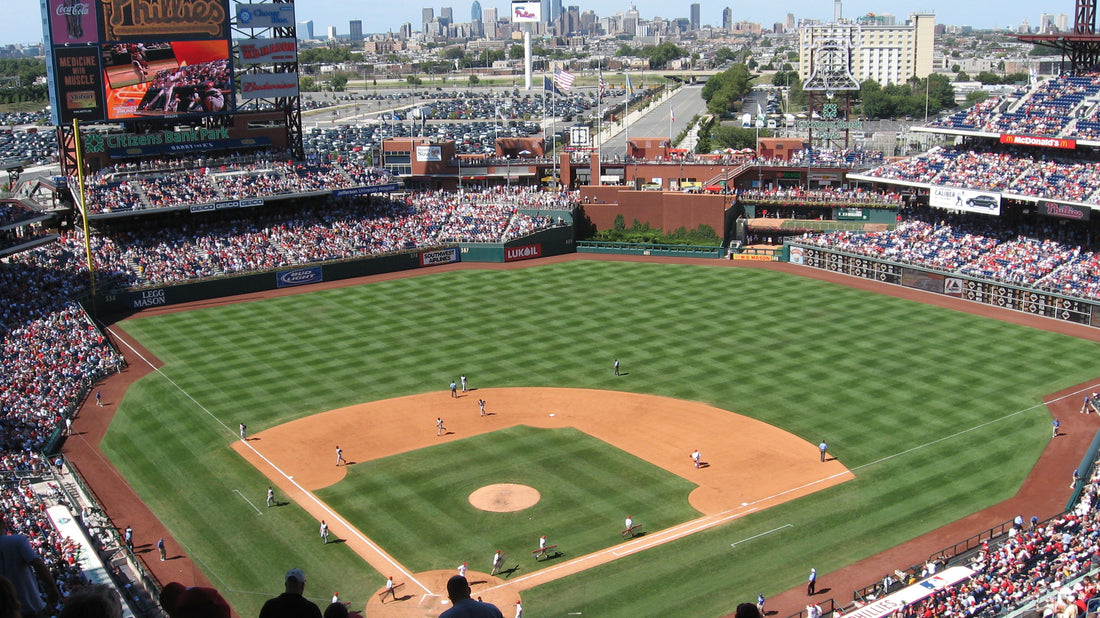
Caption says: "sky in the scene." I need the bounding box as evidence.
[4,0,1060,47]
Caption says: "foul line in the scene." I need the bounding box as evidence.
[106,325,1100,596]
[106,327,433,596]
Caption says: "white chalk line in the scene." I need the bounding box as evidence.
[107,325,1100,596]
[106,327,432,596]
[233,489,263,515]
[730,524,792,548]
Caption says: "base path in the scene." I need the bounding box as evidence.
[74,253,1100,618]
[231,388,853,615]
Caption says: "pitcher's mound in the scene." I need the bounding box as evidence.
[469,483,540,512]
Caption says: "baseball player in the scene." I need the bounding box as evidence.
[239,423,247,439]
[458,562,468,579]
[479,399,486,416]
[336,445,347,466]
[437,417,446,436]
[460,375,468,392]
[382,577,397,602]
[691,448,701,468]
[491,550,504,576]
[320,520,329,544]
[266,486,275,507]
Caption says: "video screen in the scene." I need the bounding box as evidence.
[102,42,177,89]
[102,39,233,120]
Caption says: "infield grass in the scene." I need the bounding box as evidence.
[109,259,1100,617]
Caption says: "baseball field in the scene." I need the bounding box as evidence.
[100,258,1100,617]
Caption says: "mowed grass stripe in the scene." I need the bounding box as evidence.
[111,260,1100,617]
[316,427,699,573]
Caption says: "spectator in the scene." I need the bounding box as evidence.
[258,569,322,618]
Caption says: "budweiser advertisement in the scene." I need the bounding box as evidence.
[239,72,299,99]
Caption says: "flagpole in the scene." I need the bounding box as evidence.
[597,63,602,186]
[624,75,631,161]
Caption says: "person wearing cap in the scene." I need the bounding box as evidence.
[159,582,230,618]
[490,550,504,576]
[514,599,523,618]
[691,448,701,468]
[458,562,468,579]
[0,516,60,618]
[381,577,397,602]
[440,575,503,618]
[259,569,322,618]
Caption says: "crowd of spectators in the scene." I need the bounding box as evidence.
[797,205,1100,299]
[925,73,1100,140]
[0,242,127,613]
[861,145,1100,204]
[55,186,568,288]
[77,155,398,214]
[852,457,1100,618]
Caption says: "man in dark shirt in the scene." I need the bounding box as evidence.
[259,569,322,618]
[440,575,503,618]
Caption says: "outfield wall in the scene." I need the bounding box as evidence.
[787,242,1098,328]
[91,227,575,314]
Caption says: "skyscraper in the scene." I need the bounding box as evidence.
[471,0,482,23]
[440,6,453,26]
[690,3,700,30]
[422,8,434,32]
[722,7,732,31]
[349,19,363,41]
[297,20,314,40]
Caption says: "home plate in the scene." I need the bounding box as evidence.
[741,502,748,506]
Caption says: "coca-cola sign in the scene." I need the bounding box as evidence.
[48,0,97,45]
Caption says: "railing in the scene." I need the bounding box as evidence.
[749,219,895,233]
[576,240,724,258]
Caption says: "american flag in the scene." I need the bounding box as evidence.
[599,74,608,97]
[553,69,575,92]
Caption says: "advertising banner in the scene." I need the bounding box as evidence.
[929,185,1001,216]
[100,0,230,41]
[1000,134,1076,150]
[240,72,299,99]
[101,39,232,120]
[1039,200,1090,221]
[510,0,541,22]
[415,145,442,161]
[842,567,974,618]
[276,266,323,288]
[505,244,542,262]
[235,3,296,29]
[238,38,296,65]
[420,248,460,266]
[47,0,98,45]
[52,46,106,123]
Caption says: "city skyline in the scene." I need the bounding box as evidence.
[5,0,1068,47]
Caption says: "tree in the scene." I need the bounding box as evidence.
[508,45,524,60]
[715,47,738,63]
[956,71,970,81]
[701,63,756,115]
[710,124,772,150]
[299,75,317,92]
[468,74,480,85]
[329,73,348,91]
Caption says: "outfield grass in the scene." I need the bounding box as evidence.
[109,260,1100,617]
